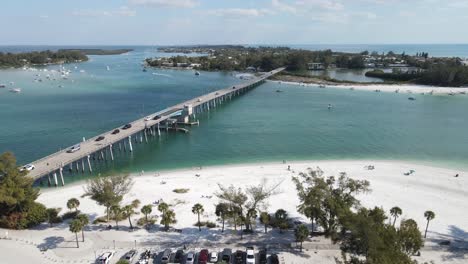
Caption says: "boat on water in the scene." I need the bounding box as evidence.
[106,66,110,71]
[9,88,21,93]
[328,104,333,109]
[408,97,416,101]
[319,84,326,88]
[0,84,6,88]
[195,71,200,76]
[276,90,283,93]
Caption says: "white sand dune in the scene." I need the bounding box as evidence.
[2,160,467,263]
[270,80,468,95]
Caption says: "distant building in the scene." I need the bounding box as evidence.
[246,66,257,72]
[461,59,468,66]
[308,62,325,70]
[190,63,202,68]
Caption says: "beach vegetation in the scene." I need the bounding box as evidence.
[215,202,230,232]
[83,174,134,222]
[46,208,62,226]
[160,209,177,231]
[273,209,290,233]
[0,152,47,229]
[110,205,123,230]
[423,211,435,238]
[390,206,403,226]
[76,214,89,242]
[398,219,424,256]
[295,224,309,252]
[192,203,204,232]
[0,50,88,68]
[66,198,80,212]
[259,212,271,233]
[69,219,83,248]
[140,204,153,225]
[122,199,140,230]
[173,188,190,193]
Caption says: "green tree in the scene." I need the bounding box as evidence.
[295,224,309,252]
[275,209,289,233]
[69,219,83,248]
[76,214,89,242]
[122,199,140,230]
[215,203,229,233]
[110,205,123,230]
[424,211,435,238]
[259,212,270,233]
[192,203,204,232]
[141,205,152,225]
[0,152,44,229]
[84,174,133,222]
[46,208,61,227]
[160,209,177,231]
[66,198,80,212]
[398,219,423,256]
[390,207,402,226]
[158,202,169,228]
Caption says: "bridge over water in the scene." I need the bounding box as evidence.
[26,67,285,186]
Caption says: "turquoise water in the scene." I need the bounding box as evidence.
[1,47,468,184]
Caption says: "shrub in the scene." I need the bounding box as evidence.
[173,188,190,194]
[137,217,156,226]
[25,202,48,227]
[62,210,80,220]
[205,221,216,228]
[116,260,130,264]
[92,216,107,224]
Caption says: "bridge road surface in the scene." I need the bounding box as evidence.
[26,67,285,181]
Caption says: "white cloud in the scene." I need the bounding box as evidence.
[73,6,136,17]
[295,0,344,11]
[129,0,198,8]
[272,0,297,14]
[206,8,274,18]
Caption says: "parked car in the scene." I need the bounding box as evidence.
[122,124,132,129]
[246,247,255,264]
[209,251,218,263]
[161,249,172,264]
[259,249,267,264]
[234,250,245,264]
[123,249,137,262]
[270,254,279,264]
[96,251,114,264]
[67,144,81,153]
[20,164,35,172]
[111,129,120,135]
[186,252,195,264]
[198,249,209,264]
[221,248,232,263]
[174,249,184,263]
[152,115,162,120]
[144,116,151,121]
[95,136,105,142]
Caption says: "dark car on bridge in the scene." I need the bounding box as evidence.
[111,129,120,135]
[153,115,162,120]
[122,124,132,130]
[95,136,105,142]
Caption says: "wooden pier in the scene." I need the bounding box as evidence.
[25,67,285,186]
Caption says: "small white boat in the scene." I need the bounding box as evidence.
[9,88,21,93]
[106,66,110,71]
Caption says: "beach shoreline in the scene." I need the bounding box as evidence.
[268,77,468,95]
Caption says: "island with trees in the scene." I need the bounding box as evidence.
[147,45,468,87]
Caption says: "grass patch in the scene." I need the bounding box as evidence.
[173,188,190,194]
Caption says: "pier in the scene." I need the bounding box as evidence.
[26,68,285,186]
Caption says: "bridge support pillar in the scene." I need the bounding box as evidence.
[158,124,161,136]
[53,172,58,187]
[81,159,85,173]
[59,167,65,186]
[87,155,92,173]
[109,144,114,161]
[69,163,72,172]
[128,136,133,152]
[76,161,80,172]
[47,174,51,187]
[144,130,148,143]
[119,142,122,152]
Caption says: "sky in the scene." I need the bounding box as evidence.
[1,0,468,45]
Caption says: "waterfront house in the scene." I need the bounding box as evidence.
[308,62,326,70]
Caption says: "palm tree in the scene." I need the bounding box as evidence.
[424,210,435,238]
[259,212,271,233]
[192,203,204,232]
[141,204,152,225]
[76,214,89,242]
[160,209,177,231]
[110,205,122,230]
[275,209,288,233]
[295,224,309,252]
[123,205,137,230]
[66,198,80,212]
[69,219,83,248]
[215,203,229,233]
[158,202,169,219]
[390,206,402,226]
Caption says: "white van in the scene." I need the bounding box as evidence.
[96,251,114,264]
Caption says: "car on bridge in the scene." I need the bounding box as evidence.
[152,115,162,120]
[67,144,81,153]
[122,124,132,129]
[95,136,105,142]
[111,129,120,135]
[20,164,35,172]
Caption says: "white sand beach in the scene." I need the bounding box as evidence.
[2,160,467,263]
[270,80,468,95]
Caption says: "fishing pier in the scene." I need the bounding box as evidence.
[26,68,285,186]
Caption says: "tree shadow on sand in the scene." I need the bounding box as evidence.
[426,225,468,262]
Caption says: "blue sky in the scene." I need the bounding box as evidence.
[2,0,468,45]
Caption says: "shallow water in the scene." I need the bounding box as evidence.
[1,47,468,185]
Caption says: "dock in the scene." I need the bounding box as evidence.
[25,67,285,186]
